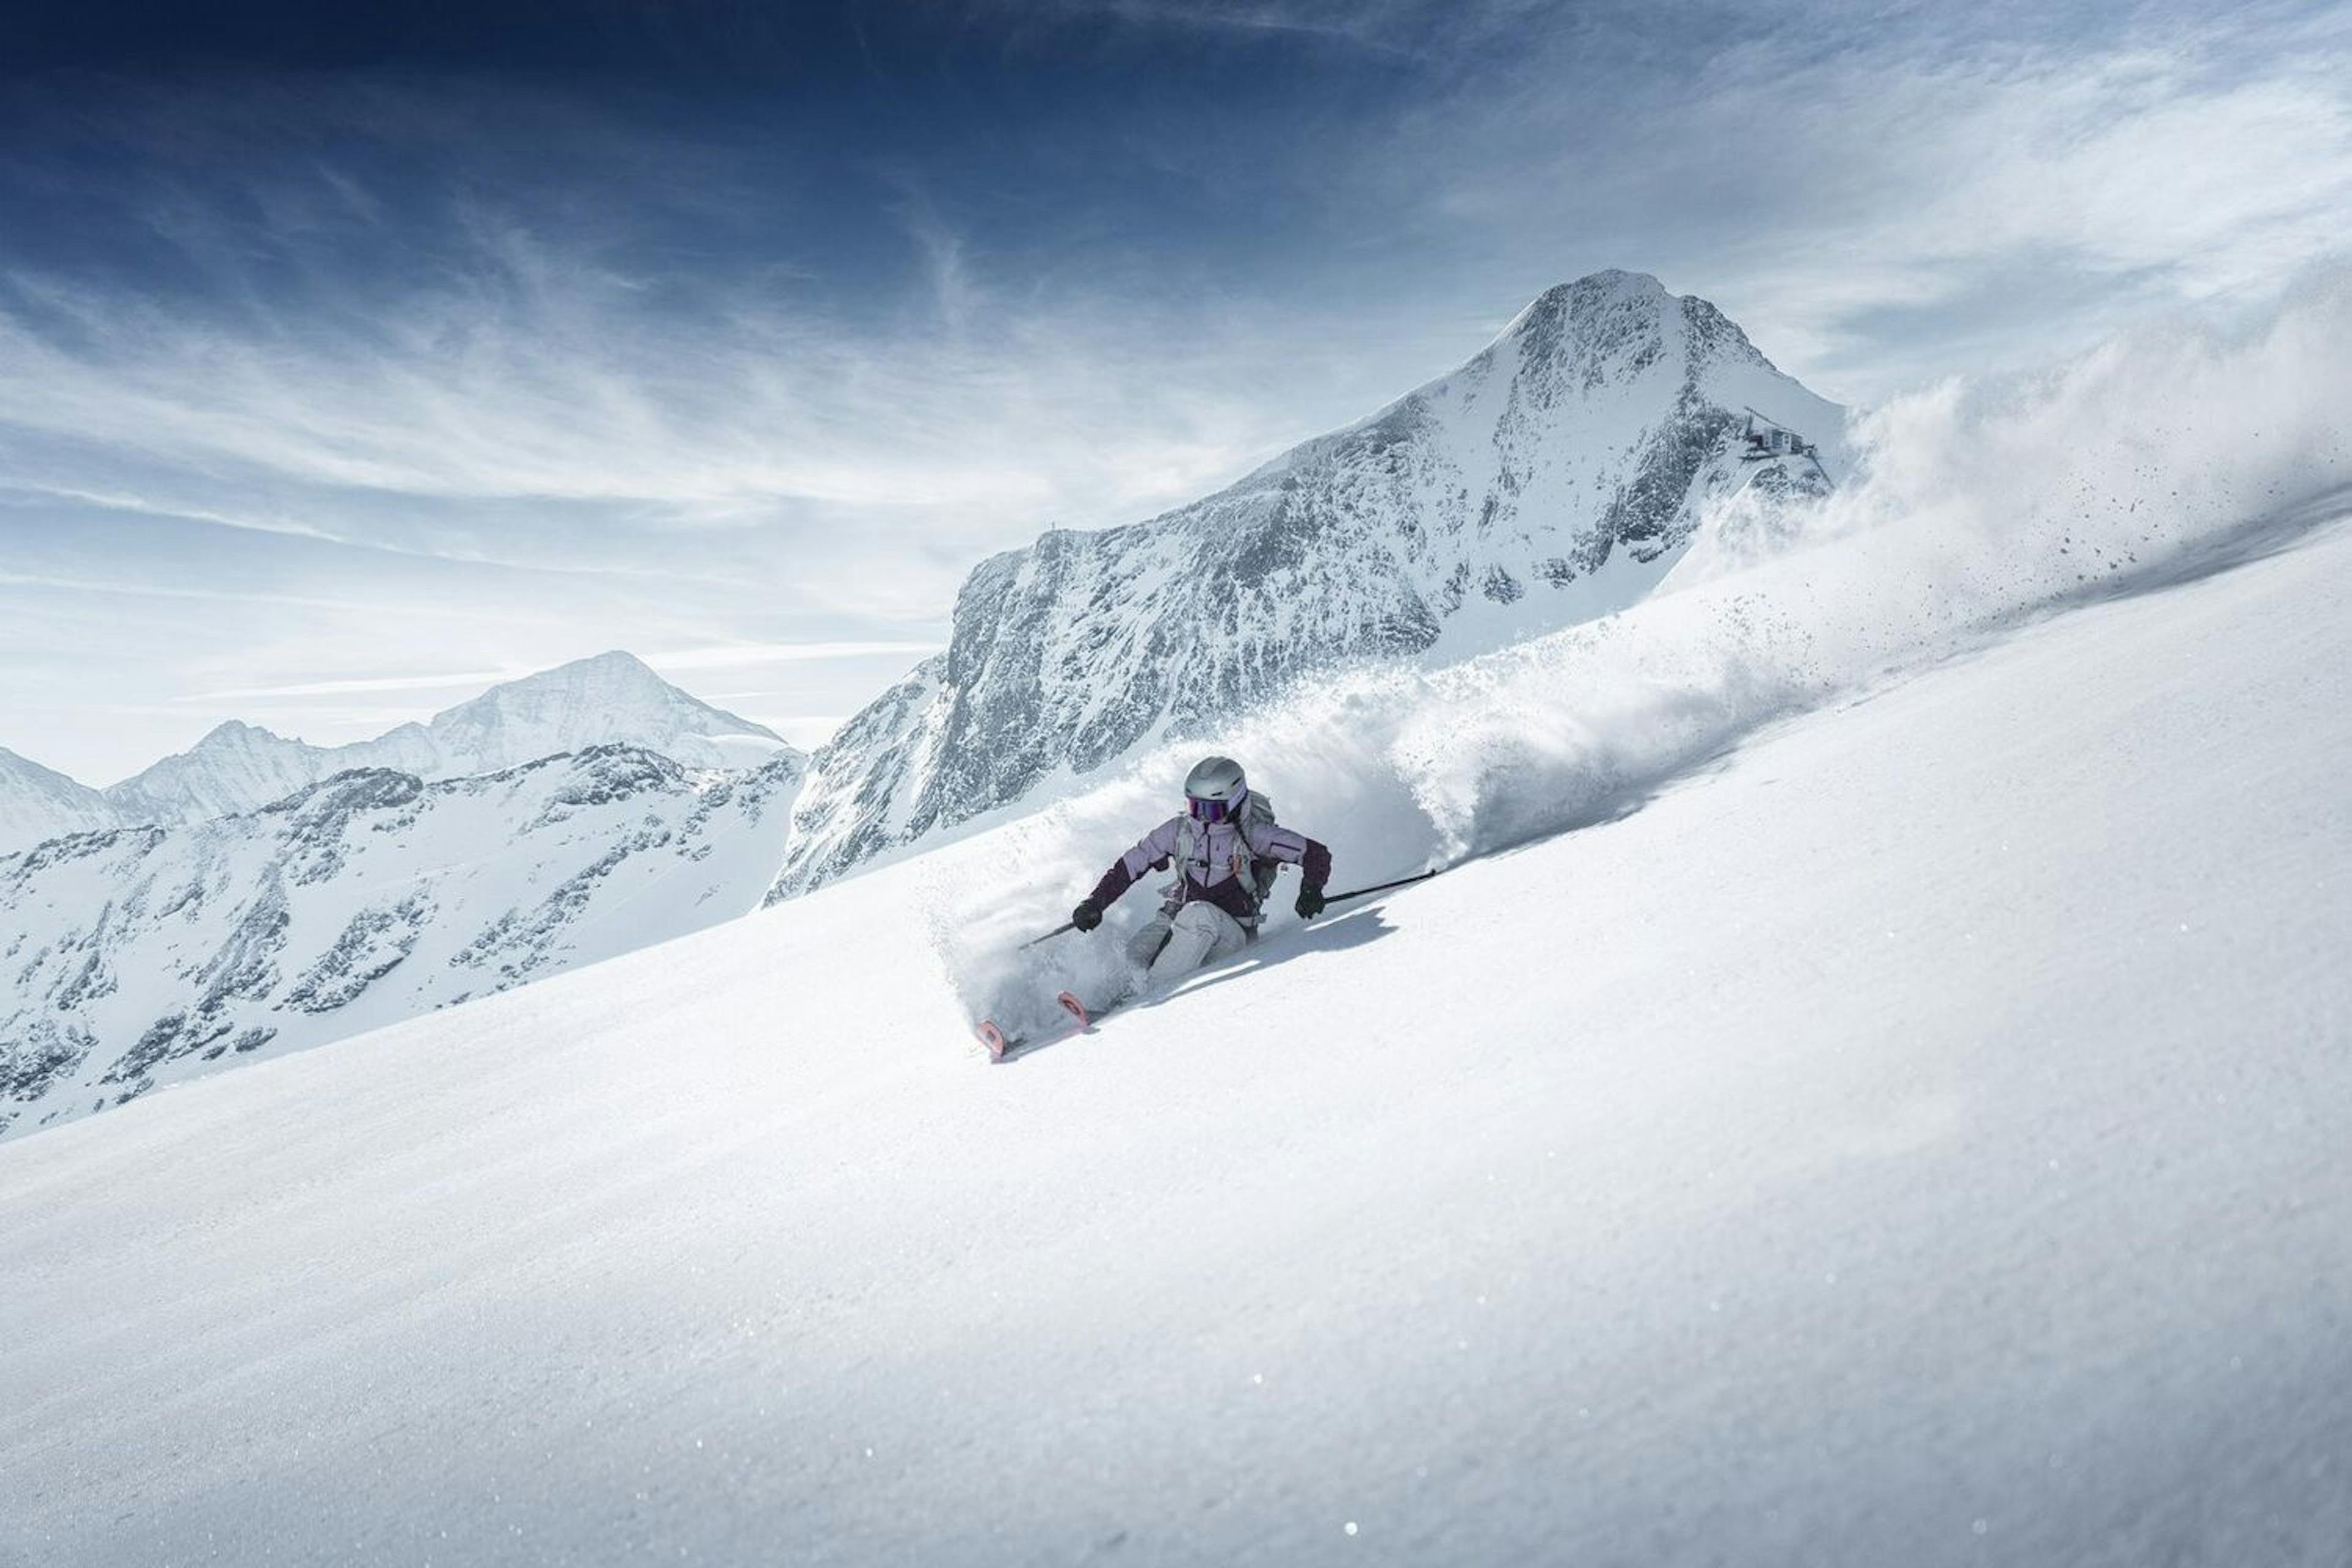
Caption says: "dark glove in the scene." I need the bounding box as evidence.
[1072,899,1104,932]
[1294,883,1326,920]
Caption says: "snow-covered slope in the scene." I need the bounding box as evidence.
[1,744,805,1141]
[2,501,2345,1566]
[768,270,1840,897]
[0,746,119,850]
[100,651,793,827]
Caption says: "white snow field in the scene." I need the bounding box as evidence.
[3,492,2350,1563]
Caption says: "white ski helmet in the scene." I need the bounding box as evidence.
[1184,755,1248,822]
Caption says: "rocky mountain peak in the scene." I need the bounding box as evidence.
[765,276,1845,900]
[413,652,789,774]
[72,653,797,835]
[189,718,296,752]
[1483,270,1773,388]
[1509,267,1664,325]
[511,649,666,694]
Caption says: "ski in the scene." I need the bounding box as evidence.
[974,990,1101,1062]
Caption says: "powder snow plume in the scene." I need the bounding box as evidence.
[922,272,2352,1037]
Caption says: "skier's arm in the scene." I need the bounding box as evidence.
[1249,821,1332,889]
[1087,817,1185,908]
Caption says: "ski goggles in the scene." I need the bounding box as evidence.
[1186,795,1234,823]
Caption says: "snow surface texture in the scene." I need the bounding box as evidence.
[2,499,2346,1565]
[767,271,1844,900]
[0,745,804,1141]
[56,650,794,840]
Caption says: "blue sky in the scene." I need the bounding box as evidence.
[5,0,2349,780]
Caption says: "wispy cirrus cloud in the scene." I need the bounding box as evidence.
[0,157,1316,582]
[1348,3,2352,394]
[4,0,2348,780]
[168,669,535,703]
[643,641,944,671]
[164,636,943,705]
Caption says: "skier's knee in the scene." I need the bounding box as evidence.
[1125,916,1173,970]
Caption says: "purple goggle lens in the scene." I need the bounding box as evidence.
[1187,796,1231,823]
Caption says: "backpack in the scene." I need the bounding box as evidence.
[1167,790,1286,926]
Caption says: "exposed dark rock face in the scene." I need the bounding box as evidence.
[1,745,806,1142]
[284,897,434,1014]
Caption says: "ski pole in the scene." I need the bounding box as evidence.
[1020,919,1079,949]
[1322,869,1439,903]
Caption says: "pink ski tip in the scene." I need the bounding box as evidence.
[1056,991,1091,1030]
[976,1020,1011,1061]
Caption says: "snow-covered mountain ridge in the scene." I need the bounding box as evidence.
[6,652,796,855]
[97,650,794,828]
[0,650,796,855]
[0,742,805,1141]
[768,270,1842,899]
[0,747,118,851]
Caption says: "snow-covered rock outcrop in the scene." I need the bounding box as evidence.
[0,744,805,1142]
[768,270,1841,899]
[100,651,793,829]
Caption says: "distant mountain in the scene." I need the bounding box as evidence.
[99,652,793,829]
[1,744,806,1142]
[767,269,1842,899]
[101,720,337,826]
[372,649,791,778]
[0,748,121,850]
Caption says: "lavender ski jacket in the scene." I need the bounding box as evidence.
[1088,810,1332,925]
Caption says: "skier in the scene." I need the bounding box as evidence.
[1065,756,1332,1014]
